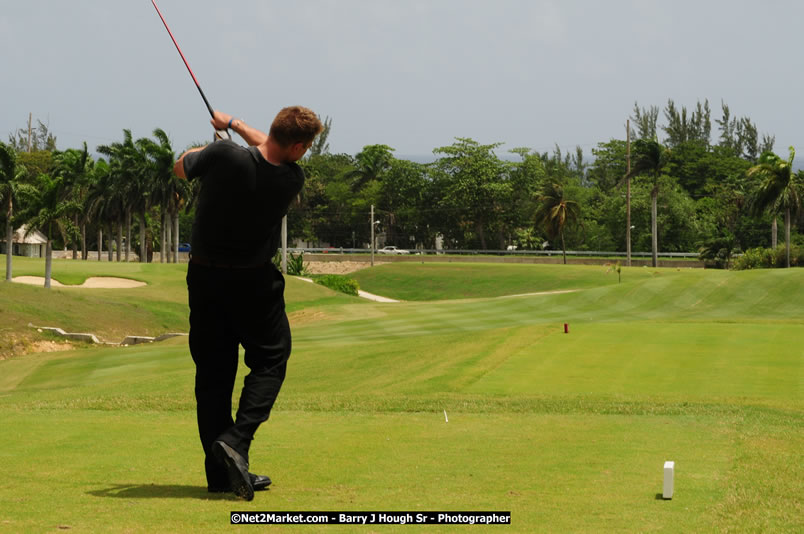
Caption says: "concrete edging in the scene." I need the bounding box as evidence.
[29,323,187,346]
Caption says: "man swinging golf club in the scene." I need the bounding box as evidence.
[175,107,323,500]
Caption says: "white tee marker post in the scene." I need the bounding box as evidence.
[663,461,675,499]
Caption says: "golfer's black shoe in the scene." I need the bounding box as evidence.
[251,474,272,490]
[208,473,272,493]
[211,440,254,501]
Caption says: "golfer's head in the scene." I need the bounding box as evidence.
[270,106,324,161]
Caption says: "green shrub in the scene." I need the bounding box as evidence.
[698,236,740,269]
[287,252,310,276]
[271,251,311,276]
[314,274,360,296]
[732,247,775,270]
[771,244,804,267]
[732,245,803,270]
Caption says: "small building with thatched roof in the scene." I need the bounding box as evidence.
[0,225,47,258]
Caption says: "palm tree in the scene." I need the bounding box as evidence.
[15,173,80,288]
[137,129,178,263]
[86,161,127,262]
[53,143,93,260]
[748,147,802,268]
[168,175,190,263]
[342,144,394,190]
[626,139,670,267]
[98,130,143,262]
[0,142,25,281]
[85,160,108,261]
[534,182,581,264]
[0,142,26,280]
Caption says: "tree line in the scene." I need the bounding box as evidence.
[1,124,191,287]
[1,98,802,288]
[295,99,801,266]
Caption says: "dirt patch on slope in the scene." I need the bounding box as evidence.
[306,261,386,275]
[29,340,74,353]
[0,332,74,360]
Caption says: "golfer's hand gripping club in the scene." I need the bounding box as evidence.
[211,111,234,141]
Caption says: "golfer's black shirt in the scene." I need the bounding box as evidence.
[183,140,304,267]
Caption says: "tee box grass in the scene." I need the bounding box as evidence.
[0,257,801,532]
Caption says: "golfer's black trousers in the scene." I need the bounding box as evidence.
[187,262,291,487]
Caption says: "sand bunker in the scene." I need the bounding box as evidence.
[12,276,146,288]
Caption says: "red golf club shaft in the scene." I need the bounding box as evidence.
[151,0,215,119]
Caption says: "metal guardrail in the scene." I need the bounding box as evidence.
[288,248,700,259]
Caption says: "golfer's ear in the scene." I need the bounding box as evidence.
[174,157,186,179]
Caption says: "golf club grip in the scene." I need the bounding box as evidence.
[196,86,231,141]
[194,84,215,119]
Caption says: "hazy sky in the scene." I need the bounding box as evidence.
[3,0,803,160]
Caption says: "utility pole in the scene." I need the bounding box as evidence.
[370,204,375,267]
[281,215,287,274]
[27,112,32,153]
[626,119,631,267]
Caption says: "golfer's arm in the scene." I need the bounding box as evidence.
[229,119,268,147]
[174,147,205,179]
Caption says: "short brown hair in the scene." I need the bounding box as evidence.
[269,106,324,147]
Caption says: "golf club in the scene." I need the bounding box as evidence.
[151,0,230,140]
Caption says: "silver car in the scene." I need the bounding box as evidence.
[377,246,410,254]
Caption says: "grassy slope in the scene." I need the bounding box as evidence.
[1,257,190,345]
[0,259,801,532]
[0,255,354,350]
[350,262,657,300]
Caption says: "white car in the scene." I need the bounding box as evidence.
[377,246,410,254]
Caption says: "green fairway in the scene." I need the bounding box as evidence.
[0,259,801,532]
[0,409,751,533]
[350,262,660,300]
